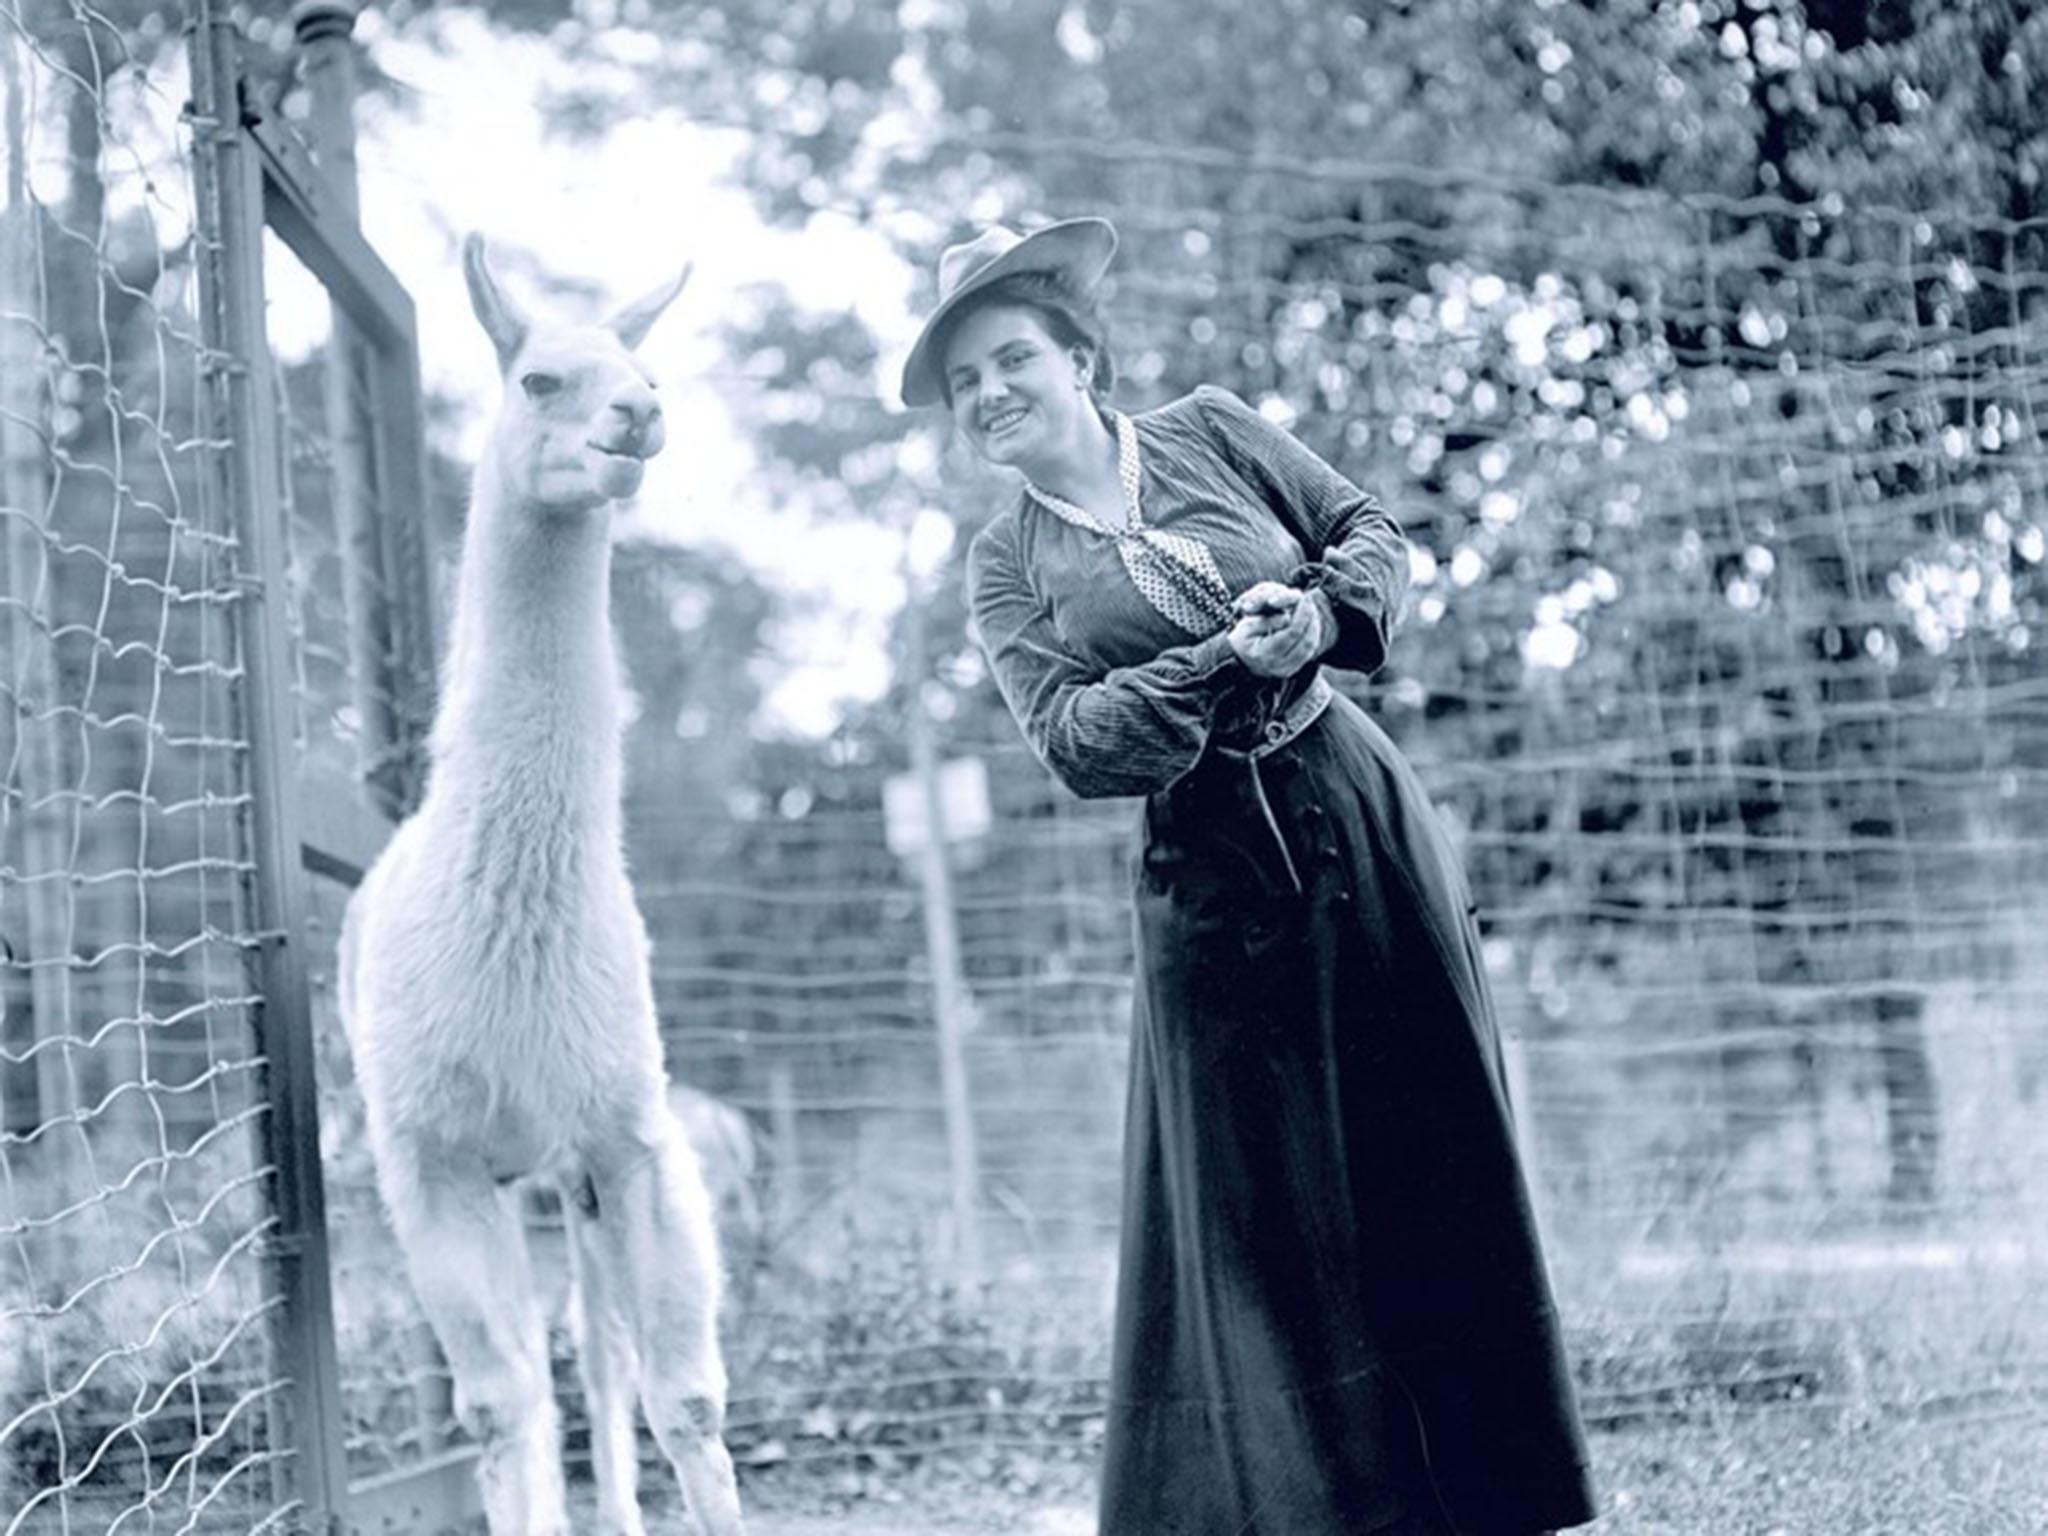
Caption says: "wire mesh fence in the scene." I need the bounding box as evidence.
[0,7,295,1530]
[6,3,2048,1532]
[4,3,439,1529]
[652,141,2048,1497]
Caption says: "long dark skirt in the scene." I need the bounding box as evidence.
[1097,693,1598,1536]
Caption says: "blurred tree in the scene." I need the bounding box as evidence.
[371,0,2048,1216]
[611,533,780,877]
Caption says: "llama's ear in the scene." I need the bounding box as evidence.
[462,234,530,371]
[608,263,693,351]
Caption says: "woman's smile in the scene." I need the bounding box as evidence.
[982,402,1031,440]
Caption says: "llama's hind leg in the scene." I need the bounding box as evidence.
[566,1173,647,1536]
[588,1124,745,1536]
[385,1160,569,1536]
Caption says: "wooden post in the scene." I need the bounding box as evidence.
[767,1058,802,1247]
[904,594,984,1286]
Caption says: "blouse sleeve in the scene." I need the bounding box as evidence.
[966,515,1247,799]
[1193,384,1411,675]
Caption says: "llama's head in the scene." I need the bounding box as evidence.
[462,234,690,514]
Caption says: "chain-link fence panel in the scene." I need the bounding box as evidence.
[2,6,296,1530]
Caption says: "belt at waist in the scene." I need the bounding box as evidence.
[1214,670,1334,761]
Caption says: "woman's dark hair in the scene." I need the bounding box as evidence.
[935,269,1119,410]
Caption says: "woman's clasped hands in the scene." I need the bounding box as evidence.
[1228,580,1332,678]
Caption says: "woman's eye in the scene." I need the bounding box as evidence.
[520,372,562,400]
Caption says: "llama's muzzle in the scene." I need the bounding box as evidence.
[603,393,664,457]
[589,413,665,465]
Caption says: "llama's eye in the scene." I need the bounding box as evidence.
[520,371,563,401]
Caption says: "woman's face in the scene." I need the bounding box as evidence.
[941,303,1093,476]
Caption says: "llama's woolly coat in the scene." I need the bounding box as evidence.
[340,801,672,1176]
[339,476,690,1194]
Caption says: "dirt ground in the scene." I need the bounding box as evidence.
[575,1488,1090,1535]
[616,1409,2048,1536]
[749,1510,1090,1536]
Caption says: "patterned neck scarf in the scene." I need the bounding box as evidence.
[1024,411,1236,637]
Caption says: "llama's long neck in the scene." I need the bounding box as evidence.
[429,455,624,840]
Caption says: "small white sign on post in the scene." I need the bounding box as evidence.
[883,755,991,858]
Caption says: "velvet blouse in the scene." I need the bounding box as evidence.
[965,384,1413,799]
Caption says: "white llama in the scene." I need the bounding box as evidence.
[337,236,744,1536]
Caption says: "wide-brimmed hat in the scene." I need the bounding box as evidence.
[899,217,1119,408]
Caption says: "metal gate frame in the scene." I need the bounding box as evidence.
[188,2,465,1530]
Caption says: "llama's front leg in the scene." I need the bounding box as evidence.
[589,1126,746,1536]
[566,1174,647,1536]
[385,1161,570,1536]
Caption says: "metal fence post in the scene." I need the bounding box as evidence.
[188,4,351,1528]
[292,0,409,817]
[0,25,80,1162]
[294,0,441,807]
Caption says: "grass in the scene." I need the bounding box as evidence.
[1589,1407,2048,1535]
[574,1403,2048,1535]
[14,1107,2046,1534]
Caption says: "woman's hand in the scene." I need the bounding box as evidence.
[1228,583,1331,678]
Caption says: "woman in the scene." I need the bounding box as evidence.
[902,218,1599,1536]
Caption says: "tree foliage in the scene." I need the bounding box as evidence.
[374,1,2043,1206]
